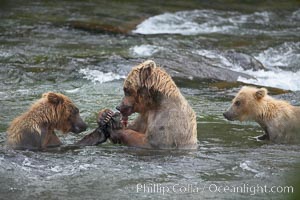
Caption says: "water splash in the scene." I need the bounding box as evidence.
[196,47,300,91]
[255,42,300,70]
[133,10,298,36]
[240,161,259,173]
[133,10,237,35]
[238,70,300,91]
[241,42,300,91]
[79,69,125,84]
[129,45,161,57]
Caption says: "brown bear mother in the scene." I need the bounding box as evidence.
[99,60,198,149]
[223,86,300,143]
[7,92,87,150]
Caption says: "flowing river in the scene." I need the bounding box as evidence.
[0,1,299,199]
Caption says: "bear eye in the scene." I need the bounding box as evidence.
[235,101,241,106]
[72,107,79,114]
[124,88,131,96]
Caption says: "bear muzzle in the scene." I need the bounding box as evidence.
[71,118,88,134]
[116,104,134,118]
[223,111,235,121]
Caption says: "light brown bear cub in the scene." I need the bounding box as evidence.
[99,60,198,149]
[223,86,300,143]
[7,92,87,150]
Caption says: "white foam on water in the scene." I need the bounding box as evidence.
[0,51,12,58]
[65,88,80,93]
[255,42,300,69]
[79,68,125,84]
[195,49,234,68]
[16,157,99,180]
[133,10,235,35]
[133,10,274,35]
[240,160,259,173]
[79,163,97,170]
[195,46,300,91]
[130,44,161,57]
[16,89,31,95]
[22,157,31,167]
[292,9,300,20]
[241,42,300,91]
[238,69,300,91]
[50,165,63,173]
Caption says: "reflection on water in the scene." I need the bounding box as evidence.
[0,0,299,199]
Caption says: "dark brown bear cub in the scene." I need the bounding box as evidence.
[7,92,87,150]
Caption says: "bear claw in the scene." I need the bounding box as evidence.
[98,109,115,127]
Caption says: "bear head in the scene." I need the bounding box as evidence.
[116,60,159,118]
[223,86,268,122]
[42,92,87,134]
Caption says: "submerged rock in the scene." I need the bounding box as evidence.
[67,21,128,34]
[222,50,265,71]
[210,81,290,95]
[81,50,265,83]
[155,57,253,82]
[153,50,263,82]
[67,20,143,35]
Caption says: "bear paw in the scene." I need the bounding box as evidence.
[97,109,114,127]
[97,109,123,138]
[110,112,123,130]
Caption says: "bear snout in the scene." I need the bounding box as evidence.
[72,120,87,134]
[116,103,134,117]
[73,124,87,134]
[223,111,234,121]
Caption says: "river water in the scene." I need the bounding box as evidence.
[0,1,299,199]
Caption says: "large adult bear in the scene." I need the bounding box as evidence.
[7,92,87,150]
[99,60,198,149]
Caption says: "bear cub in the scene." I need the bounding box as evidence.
[223,86,300,143]
[7,92,87,150]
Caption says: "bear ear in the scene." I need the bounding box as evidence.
[139,60,156,87]
[43,92,64,105]
[255,88,267,100]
